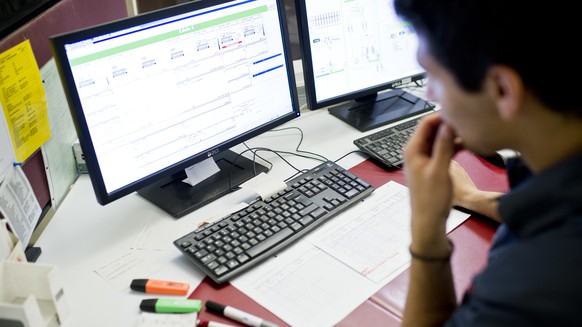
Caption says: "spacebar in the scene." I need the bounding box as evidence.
[247,227,293,257]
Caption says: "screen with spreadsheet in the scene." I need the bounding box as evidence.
[51,0,299,217]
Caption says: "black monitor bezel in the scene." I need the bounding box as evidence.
[0,0,62,39]
[50,0,300,209]
[294,0,428,111]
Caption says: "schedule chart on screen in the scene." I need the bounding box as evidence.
[63,0,294,193]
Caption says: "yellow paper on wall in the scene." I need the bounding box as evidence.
[0,39,51,163]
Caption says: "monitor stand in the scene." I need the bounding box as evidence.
[328,89,435,132]
[137,150,269,218]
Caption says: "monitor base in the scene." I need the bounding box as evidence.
[328,89,435,132]
[138,150,269,218]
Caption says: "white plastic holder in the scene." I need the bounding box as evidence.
[0,260,70,327]
[1,219,27,263]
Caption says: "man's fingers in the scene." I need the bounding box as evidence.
[404,113,442,159]
[432,123,456,168]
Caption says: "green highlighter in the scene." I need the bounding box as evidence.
[140,298,202,313]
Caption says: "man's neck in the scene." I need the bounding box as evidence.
[516,114,582,173]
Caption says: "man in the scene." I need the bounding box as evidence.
[395,0,582,326]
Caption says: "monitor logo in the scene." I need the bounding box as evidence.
[207,148,220,157]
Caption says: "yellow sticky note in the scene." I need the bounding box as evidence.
[0,39,51,163]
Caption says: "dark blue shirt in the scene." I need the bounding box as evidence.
[446,155,582,326]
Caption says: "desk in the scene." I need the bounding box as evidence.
[35,105,508,326]
[190,152,506,327]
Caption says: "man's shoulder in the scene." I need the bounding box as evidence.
[453,235,582,325]
[473,232,582,297]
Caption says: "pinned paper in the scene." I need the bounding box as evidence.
[0,39,51,163]
[0,103,13,183]
[0,166,42,247]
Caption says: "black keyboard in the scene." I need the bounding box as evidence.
[353,116,424,169]
[174,161,375,284]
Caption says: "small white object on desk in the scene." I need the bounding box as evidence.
[0,260,70,327]
[138,312,197,327]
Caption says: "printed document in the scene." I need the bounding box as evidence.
[0,166,42,246]
[0,39,51,163]
[232,181,469,327]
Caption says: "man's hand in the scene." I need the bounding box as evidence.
[404,113,458,252]
[450,160,503,222]
[402,112,459,327]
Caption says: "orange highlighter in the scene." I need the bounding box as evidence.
[130,279,190,295]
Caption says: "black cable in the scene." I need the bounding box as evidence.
[333,149,369,164]
[227,146,309,190]
[242,142,273,175]
[268,126,329,162]
[244,147,327,180]
[227,126,365,188]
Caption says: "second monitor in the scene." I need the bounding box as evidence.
[295,0,434,132]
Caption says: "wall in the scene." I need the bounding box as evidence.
[0,0,129,243]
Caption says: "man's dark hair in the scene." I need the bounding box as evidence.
[394,0,582,117]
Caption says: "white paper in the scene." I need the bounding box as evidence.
[239,172,287,200]
[0,102,15,184]
[0,166,42,246]
[312,181,468,283]
[233,181,470,327]
[40,58,80,209]
[93,250,160,291]
[183,157,220,186]
[0,219,13,260]
[233,241,378,327]
[138,312,198,327]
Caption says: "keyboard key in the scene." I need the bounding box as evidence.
[247,227,293,257]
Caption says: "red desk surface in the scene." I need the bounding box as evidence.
[189,151,509,326]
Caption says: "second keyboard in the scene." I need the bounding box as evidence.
[353,116,423,169]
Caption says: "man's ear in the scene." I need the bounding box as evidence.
[487,65,523,120]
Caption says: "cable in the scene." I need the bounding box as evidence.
[268,126,329,162]
[333,150,369,164]
[227,126,366,188]
[242,142,273,175]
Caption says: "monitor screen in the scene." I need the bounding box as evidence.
[50,0,300,217]
[295,0,434,131]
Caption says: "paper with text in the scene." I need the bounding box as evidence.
[0,102,13,183]
[40,57,79,209]
[138,312,197,327]
[232,181,470,327]
[0,166,42,246]
[0,39,51,163]
[233,241,377,327]
[311,181,469,283]
[94,250,160,291]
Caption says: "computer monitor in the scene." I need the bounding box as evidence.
[50,0,300,218]
[295,0,434,132]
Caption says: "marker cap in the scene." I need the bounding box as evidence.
[130,278,189,295]
[205,300,226,314]
[130,279,149,292]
